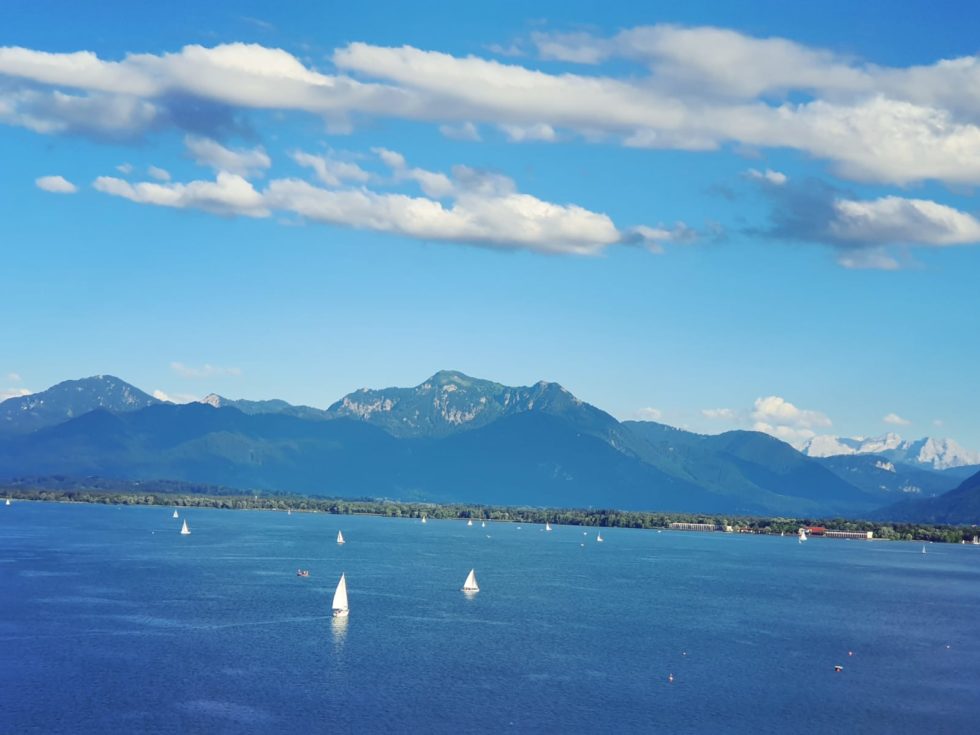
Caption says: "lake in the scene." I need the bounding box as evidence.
[1,502,978,733]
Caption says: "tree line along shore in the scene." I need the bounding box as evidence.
[2,481,976,544]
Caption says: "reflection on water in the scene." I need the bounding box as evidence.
[330,615,348,646]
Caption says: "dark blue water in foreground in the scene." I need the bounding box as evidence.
[2,502,978,733]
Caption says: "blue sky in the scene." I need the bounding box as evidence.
[2,0,979,451]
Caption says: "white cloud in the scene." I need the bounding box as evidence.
[830,196,980,247]
[6,372,22,382]
[751,395,831,447]
[291,150,371,187]
[745,168,787,185]
[153,389,199,403]
[439,121,481,141]
[883,412,911,426]
[500,123,557,142]
[634,407,663,421]
[185,135,271,177]
[702,407,737,420]
[94,171,268,217]
[147,165,170,181]
[170,362,242,379]
[116,162,133,174]
[91,148,693,256]
[35,175,77,193]
[0,387,31,402]
[5,35,980,185]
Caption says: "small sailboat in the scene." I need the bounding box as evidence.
[596,532,604,543]
[481,521,486,528]
[332,573,349,617]
[5,498,10,506]
[921,545,926,554]
[461,568,479,593]
[467,519,473,527]
[172,509,179,519]
[337,530,345,545]
[421,515,427,524]
[287,509,292,516]
[545,522,552,532]
[798,528,807,543]
[180,519,191,535]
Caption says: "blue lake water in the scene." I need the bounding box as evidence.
[1,502,978,733]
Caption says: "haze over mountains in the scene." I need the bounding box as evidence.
[1,372,977,522]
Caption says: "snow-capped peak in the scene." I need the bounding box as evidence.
[802,432,980,470]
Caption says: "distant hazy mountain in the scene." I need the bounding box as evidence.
[875,468,980,524]
[801,432,980,470]
[198,393,329,421]
[814,455,959,498]
[0,371,973,520]
[0,375,158,436]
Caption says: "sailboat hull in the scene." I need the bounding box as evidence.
[332,608,349,618]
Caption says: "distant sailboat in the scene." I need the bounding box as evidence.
[287,509,292,516]
[461,568,479,593]
[5,498,10,506]
[481,521,486,528]
[172,509,179,519]
[545,522,552,532]
[337,530,345,545]
[332,573,349,617]
[467,519,473,527]
[421,515,427,524]
[922,545,927,554]
[596,532,604,543]
[180,519,191,535]
[798,528,807,543]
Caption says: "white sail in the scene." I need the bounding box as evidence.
[5,498,10,506]
[180,519,191,535]
[467,519,473,526]
[421,515,427,524]
[172,509,179,519]
[461,568,479,592]
[332,573,349,616]
[337,530,345,545]
[596,532,604,542]
[798,528,806,543]
[481,522,486,528]
[545,522,552,532]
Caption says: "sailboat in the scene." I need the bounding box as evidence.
[421,515,427,524]
[467,519,473,527]
[461,568,479,593]
[180,519,191,535]
[332,573,349,617]
[337,530,345,545]
[545,522,552,532]
[798,528,807,543]
[922,545,927,554]
[5,498,10,506]
[596,532,604,543]
[481,521,486,528]
[172,509,179,519]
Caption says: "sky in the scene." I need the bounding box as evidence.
[1,0,979,450]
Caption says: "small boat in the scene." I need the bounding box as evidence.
[337,530,345,545]
[596,532,604,543]
[5,498,10,506]
[481,521,486,528]
[296,569,310,577]
[467,519,473,527]
[798,528,807,543]
[834,665,843,672]
[287,509,292,516]
[332,573,349,617]
[172,509,179,519]
[921,545,926,554]
[461,568,479,593]
[545,522,552,532]
[180,519,191,535]
[421,515,427,524]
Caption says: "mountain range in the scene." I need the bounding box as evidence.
[802,432,980,470]
[0,372,977,522]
